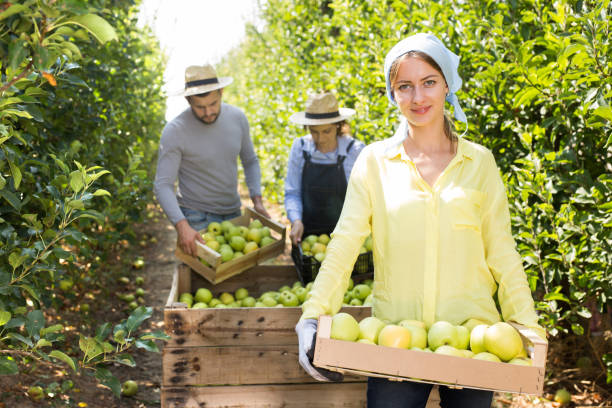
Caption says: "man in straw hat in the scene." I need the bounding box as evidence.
[154,64,269,256]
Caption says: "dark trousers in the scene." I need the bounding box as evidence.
[367,377,493,408]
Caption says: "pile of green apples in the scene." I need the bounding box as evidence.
[301,234,373,263]
[200,219,276,263]
[178,278,374,309]
[329,313,533,365]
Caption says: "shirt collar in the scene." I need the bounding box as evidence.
[384,135,474,162]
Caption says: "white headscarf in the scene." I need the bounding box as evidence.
[384,33,467,126]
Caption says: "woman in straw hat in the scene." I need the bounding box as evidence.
[285,92,365,247]
[295,34,546,407]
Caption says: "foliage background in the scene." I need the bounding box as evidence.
[220,0,611,383]
[0,0,168,396]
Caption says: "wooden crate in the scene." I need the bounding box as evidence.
[314,315,548,396]
[162,263,369,408]
[175,207,286,284]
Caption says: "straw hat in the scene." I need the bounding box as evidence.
[289,92,355,125]
[177,64,233,97]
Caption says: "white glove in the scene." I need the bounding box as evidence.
[295,318,343,382]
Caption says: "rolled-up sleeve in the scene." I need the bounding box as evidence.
[481,152,546,339]
[301,148,373,320]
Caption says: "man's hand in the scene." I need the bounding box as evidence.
[251,195,270,218]
[176,219,204,256]
[290,220,304,245]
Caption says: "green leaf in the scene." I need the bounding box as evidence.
[60,14,118,44]
[134,339,159,352]
[0,310,11,326]
[0,189,21,210]
[79,336,105,361]
[69,170,84,193]
[0,356,19,375]
[49,350,76,372]
[35,338,52,348]
[95,323,112,341]
[20,284,40,303]
[125,306,152,332]
[92,189,111,197]
[8,252,27,270]
[0,4,29,21]
[114,353,136,367]
[67,199,85,210]
[41,324,63,336]
[8,332,33,347]
[94,366,121,396]
[8,160,22,190]
[139,330,171,341]
[25,309,45,338]
[8,39,28,72]
[49,154,69,173]
[592,106,612,122]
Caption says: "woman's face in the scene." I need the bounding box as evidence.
[392,56,449,130]
[309,123,338,151]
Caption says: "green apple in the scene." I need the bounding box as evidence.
[301,241,311,252]
[352,284,371,300]
[554,388,571,405]
[238,226,249,239]
[260,296,277,307]
[135,288,145,297]
[254,301,266,307]
[261,236,275,246]
[206,240,220,252]
[293,287,308,303]
[178,293,193,307]
[363,279,373,287]
[195,288,213,304]
[455,325,470,350]
[472,352,501,362]
[225,225,241,241]
[349,298,363,306]
[201,232,216,242]
[220,220,234,233]
[207,222,222,235]
[347,278,354,290]
[219,292,235,305]
[27,385,44,401]
[469,324,489,354]
[244,241,259,254]
[247,228,262,244]
[249,219,263,229]
[219,247,234,263]
[304,235,318,246]
[399,319,426,330]
[81,303,90,313]
[215,235,226,245]
[208,298,221,307]
[311,242,326,254]
[330,312,360,342]
[434,345,464,358]
[398,320,428,349]
[508,357,532,366]
[132,258,145,269]
[261,226,271,237]
[192,302,208,309]
[59,279,73,292]
[230,235,246,252]
[134,276,144,286]
[121,380,138,396]
[378,324,411,348]
[279,291,299,307]
[314,252,325,262]
[460,349,474,358]
[232,251,244,259]
[318,234,331,245]
[234,287,249,301]
[343,291,353,304]
[484,322,523,361]
[357,338,376,345]
[362,294,373,306]
[128,301,138,310]
[358,316,386,344]
[427,321,459,350]
[364,236,373,251]
[462,318,488,332]
[241,296,256,307]
[214,303,228,308]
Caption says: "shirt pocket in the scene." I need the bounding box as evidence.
[448,188,485,231]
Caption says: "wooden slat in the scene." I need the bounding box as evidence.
[162,383,367,408]
[162,344,367,386]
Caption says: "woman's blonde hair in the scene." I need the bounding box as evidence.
[389,51,457,143]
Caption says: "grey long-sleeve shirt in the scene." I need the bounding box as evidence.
[154,103,262,225]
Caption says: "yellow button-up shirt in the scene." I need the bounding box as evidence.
[301,133,545,338]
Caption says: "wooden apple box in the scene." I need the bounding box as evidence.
[161,263,371,408]
[175,207,287,284]
[313,315,548,396]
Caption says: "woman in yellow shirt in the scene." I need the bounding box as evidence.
[295,33,546,407]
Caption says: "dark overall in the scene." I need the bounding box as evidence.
[300,138,355,237]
